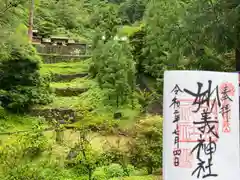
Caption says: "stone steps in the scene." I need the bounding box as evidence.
[34,59,92,124]
[51,73,88,82]
[54,87,88,96]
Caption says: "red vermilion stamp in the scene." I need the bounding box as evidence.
[177,99,219,142]
[220,82,235,97]
[219,82,235,133]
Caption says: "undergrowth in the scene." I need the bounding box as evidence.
[40,59,90,76]
[0,108,45,133]
[50,77,93,89]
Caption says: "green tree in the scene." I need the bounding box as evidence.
[66,129,103,180]
[90,3,122,43]
[143,0,184,79]
[144,0,237,76]
[93,40,136,108]
[34,0,92,38]
[119,0,148,24]
[34,0,57,37]
[128,24,146,74]
[0,25,53,113]
[0,0,28,56]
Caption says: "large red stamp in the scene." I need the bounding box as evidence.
[177,99,219,142]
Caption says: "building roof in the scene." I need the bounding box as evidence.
[50,36,69,40]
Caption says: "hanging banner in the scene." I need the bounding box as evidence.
[163,70,240,180]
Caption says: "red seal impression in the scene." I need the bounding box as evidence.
[219,82,235,97]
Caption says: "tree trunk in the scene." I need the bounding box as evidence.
[147,165,153,174]
[236,48,240,71]
[88,169,92,180]
[28,0,34,41]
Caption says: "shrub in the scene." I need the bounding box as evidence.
[105,163,125,178]
[125,164,136,176]
[92,167,107,180]
[0,31,53,113]
[0,125,49,178]
[2,160,80,180]
[92,163,127,180]
[40,163,81,180]
[129,115,163,174]
[3,164,45,180]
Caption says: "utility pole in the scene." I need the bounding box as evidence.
[28,0,34,42]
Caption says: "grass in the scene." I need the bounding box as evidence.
[34,96,85,110]
[44,130,130,152]
[50,77,93,89]
[40,59,90,75]
[116,107,141,130]
[110,176,162,180]
[0,108,49,145]
[0,108,45,133]
[36,81,101,110]
[42,130,130,167]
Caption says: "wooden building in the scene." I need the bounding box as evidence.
[31,30,88,55]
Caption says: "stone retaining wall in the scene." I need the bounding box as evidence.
[54,87,88,96]
[30,108,77,124]
[39,54,91,64]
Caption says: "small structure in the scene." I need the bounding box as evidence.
[32,30,42,44]
[31,29,88,55]
[42,38,51,43]
[50,36,69,45]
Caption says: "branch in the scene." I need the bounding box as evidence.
[0,0,21,16]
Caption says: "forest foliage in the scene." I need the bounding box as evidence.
[1,0,237,76]
[0,0,239,179]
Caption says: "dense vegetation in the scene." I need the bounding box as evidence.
[0,0,239,179]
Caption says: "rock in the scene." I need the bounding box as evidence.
[59,120,66,124]
[147,99,163,115]
[30,108,76,124]
[113,112,122,119]
[67,146,80,160]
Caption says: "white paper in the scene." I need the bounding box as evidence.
[163,70,240,180]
